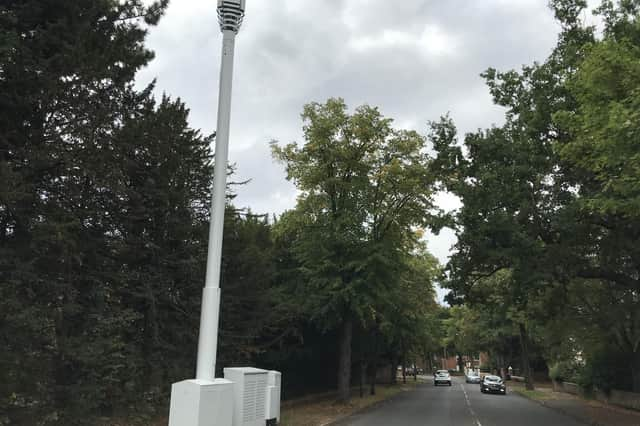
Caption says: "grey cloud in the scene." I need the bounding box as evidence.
[229,140,298,216]
[136,0,564,266]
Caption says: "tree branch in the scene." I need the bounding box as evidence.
[576,267,639,290]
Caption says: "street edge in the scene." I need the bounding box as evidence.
[328,383,424,426]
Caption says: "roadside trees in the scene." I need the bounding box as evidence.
[552,3,640,390]
[432,0,640,393]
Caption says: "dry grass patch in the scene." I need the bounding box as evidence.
[512,388,554,401]
[509,381,566,402]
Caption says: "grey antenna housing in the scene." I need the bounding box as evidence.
[217,0,245,33]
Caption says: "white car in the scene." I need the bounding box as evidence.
[434,370,452,386]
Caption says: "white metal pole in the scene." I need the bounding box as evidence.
[196,1,244,382]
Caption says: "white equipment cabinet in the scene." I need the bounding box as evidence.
[265,371,281,425]
[224,367,268,426]
[168,379,233,426]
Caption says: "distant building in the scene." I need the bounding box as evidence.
[433,352,489,372]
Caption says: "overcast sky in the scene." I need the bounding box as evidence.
[135,0,599,301]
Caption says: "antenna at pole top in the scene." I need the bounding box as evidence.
[217,0,245,33]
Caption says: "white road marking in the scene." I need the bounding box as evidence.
[461,383,483,426]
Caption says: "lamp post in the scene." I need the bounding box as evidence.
[196,0,245,383]
[168,2,245,425]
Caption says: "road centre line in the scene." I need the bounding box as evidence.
[461,383,483,426]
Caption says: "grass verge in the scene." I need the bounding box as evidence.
[280,380,423,426]
[512,388,553,401]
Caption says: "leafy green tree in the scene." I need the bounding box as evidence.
[468,271,535,375]
[431,115,555,389]
[416,305,448,374]
[428,0,611,391]
[551,1,640,391]
[272,98,435,401]
[377,245,440,384]
[443,306,481,371]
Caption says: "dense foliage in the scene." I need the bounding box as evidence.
[432,0,640,393]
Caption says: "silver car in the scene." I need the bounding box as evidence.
[465,372,481,384]
[434,370,452,386]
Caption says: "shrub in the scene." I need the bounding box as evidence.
[578,350,632,394]
[548,360,581,383]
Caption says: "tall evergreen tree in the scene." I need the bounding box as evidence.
[0,1,228,423]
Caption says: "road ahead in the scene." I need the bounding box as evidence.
[340,376,585,426]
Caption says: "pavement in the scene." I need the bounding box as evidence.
[540,397,640,426]
[335,376,589,426]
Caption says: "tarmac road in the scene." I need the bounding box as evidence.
[339,376,587,426]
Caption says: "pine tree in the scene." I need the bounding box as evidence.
[0,1,187,422]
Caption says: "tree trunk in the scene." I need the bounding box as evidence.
[359,360,365,398]
[54,349,72,413]
[369,362,377,395]
[426,353,433,373]
[457,352,464,373]
[519,323,534,390]
[144,283,162,388]
[402,353,406,384]
[390,356,397,384]
[632,351,640,393]
[368,328,379,395]
[337,317,353,402]
[443,347,448,370]
[53,308,72,412]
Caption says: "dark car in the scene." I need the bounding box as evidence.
[481,375,506,394]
